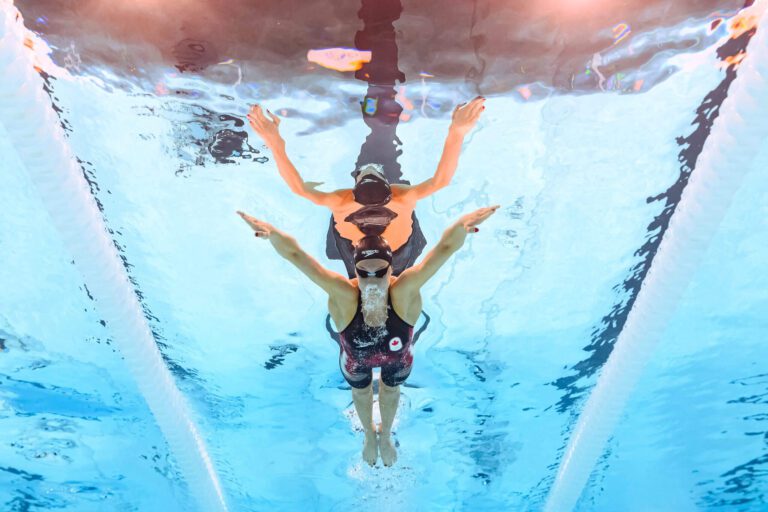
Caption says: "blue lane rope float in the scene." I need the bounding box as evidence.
[545,3,768,511]
[0,2,229,511]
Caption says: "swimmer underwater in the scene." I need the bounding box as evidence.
[246,97,486,276]
[236,205,499,467]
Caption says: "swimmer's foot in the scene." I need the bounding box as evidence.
[362,429,379,466]
[379,432,398,467]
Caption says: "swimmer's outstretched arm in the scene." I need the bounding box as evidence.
[247,105,344,208]
[401,96,486,201]
[395,205,499,291]
[236,210,349,294]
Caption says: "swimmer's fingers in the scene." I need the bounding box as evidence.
[248,104,280,126]
[465,107,483,124]
[451,97,485,129]
[236,210,257,225]
[236,210,262,228]
[478,205,500,220]
[247,106,283,148]
[248,104,264,120]
[478,204,500,214]
[468,96,486,117]
[247,104,272,126]
[475,205,500,225]
[247,111,265,130]
[265,110,281,126]
[462,205,500,232]
[451,102,468,119]
[236,211,272,238]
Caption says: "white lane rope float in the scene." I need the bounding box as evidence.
[545,3,768,511]
[0,2,228,511]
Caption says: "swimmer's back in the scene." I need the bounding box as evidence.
[330,185,417,250]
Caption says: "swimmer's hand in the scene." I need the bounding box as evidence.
[236,210,274,239]
[450,96,486,136]
[247,104,284,150]
[460,205,500,233]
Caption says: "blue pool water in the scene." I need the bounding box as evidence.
[1,0,767,510]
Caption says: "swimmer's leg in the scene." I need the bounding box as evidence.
[351,381,379,466]
[377,378,400,466]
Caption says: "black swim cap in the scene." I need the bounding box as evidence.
[353,173,391,206]
[353,235,393,265]
[344,205,398,236]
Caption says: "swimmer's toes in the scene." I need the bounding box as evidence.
[362,432,379,466]
[380,437,397,467]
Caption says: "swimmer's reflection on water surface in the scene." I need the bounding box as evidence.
[246,97,486,276]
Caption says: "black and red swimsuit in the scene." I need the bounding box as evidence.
[337,292,415,389]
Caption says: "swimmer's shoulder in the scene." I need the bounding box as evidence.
[328,277,358,313]
[390,184,418,203]
[390,275,421,325]
[390,184,411,194]
[328,278,359,330]
[311,186,354,209]
[334,277,359,301]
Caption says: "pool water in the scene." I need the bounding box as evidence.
[1,0,767,510]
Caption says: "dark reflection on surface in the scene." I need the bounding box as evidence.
[698,373,768,509]
[263,344,299,370]
[132,103,268,175]
[16,0,744,98]
[172,38,220,73]
[324,0,426,277]
[551,3,757,414]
